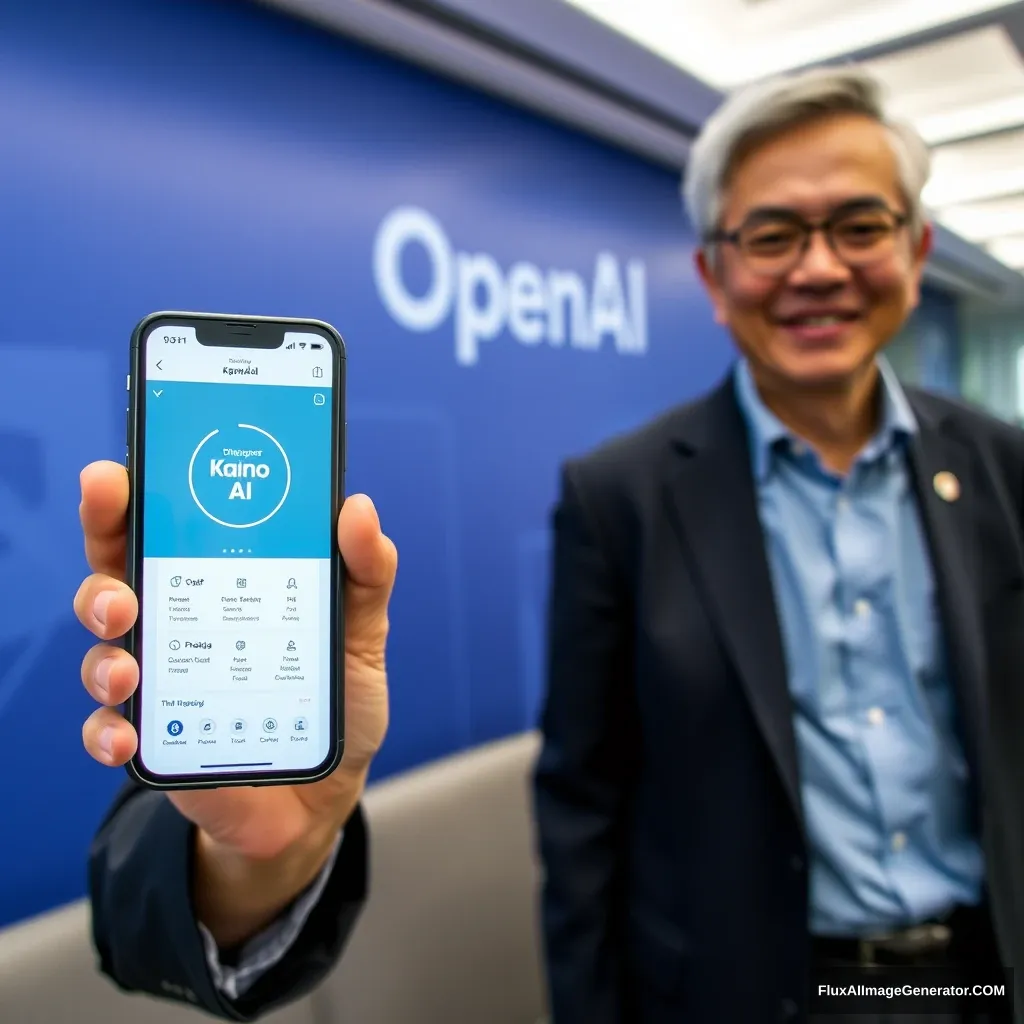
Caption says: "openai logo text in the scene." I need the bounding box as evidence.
[373,206,647,367]
[188,424,291,529]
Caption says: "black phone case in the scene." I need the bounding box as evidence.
[123,310,346,790]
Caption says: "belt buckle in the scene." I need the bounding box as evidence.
[858,924,952,965]
[856,939,877,966]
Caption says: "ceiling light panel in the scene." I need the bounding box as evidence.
[924,129,1024,207]
[936,196,1024,242]
[986,234,1024,268]
[561,0,1011,88]
[915,94,1024,147]
[863,26,1024,121]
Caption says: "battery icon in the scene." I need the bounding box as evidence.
[310,342,323,349]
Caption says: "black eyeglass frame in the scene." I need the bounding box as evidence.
[704,199,910,275]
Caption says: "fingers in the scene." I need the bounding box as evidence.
[80,461,130,580]
[81,644,139,706]
[337,494,398,652]
[78,461,137,768]
[80,644,138,765]
[82,707,138,767]
[74,573,138,640]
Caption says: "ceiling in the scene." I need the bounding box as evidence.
[561,0,1024,275]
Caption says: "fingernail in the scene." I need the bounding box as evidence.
[95,658,114,700]
[356,494,380,527]
[98,727,115,758]
[93,591,115,627]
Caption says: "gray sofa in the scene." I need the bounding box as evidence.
[0,731,547,1024]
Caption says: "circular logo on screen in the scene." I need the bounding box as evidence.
[188,424,291,529]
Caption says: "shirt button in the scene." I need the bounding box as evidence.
[892,831,907,852]
[780,997,799,1019]
[837,496,849,512]
[867,707,885,726]
[854,598,872,618]
[790,854,804,872]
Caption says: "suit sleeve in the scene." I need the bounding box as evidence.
[532,462,636,1024]
[89,782,368,1021]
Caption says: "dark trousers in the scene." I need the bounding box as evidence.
[810,903,1012,1024]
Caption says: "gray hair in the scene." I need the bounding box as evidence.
[682,65,932,244]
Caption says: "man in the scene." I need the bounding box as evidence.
[533,66,1023,1023]
[75,459,395,1019]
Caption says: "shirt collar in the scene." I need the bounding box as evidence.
[733,356,916,483]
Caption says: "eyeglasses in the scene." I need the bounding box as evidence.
[706,202,909,277]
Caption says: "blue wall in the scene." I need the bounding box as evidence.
[0,0,733,925]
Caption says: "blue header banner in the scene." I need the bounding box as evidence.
[143,382,333,560]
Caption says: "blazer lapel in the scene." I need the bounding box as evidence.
[661,380,803,829]
[904,397,986,789]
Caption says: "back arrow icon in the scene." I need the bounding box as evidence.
[152,389,163,397]
[155,360,163,370]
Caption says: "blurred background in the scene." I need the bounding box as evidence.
[1,0,1022,929]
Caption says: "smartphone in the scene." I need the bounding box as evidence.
[124,311,345,789]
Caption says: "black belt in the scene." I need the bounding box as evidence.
[812,902,998,968]
[813,921,954,966]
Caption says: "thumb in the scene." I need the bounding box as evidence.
[337,495,397,657]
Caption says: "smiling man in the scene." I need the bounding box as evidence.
[533,66,1022,1024]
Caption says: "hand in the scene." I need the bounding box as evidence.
[74,460,396,944]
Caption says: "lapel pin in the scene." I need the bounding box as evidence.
[933,471,960,503]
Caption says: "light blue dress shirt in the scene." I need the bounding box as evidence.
[733,359,983,937]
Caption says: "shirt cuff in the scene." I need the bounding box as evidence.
[197,829,344,1001]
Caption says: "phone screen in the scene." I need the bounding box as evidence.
[130,319,342,784]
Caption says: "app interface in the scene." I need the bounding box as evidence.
[138,326,335,778]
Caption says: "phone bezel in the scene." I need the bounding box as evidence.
[124,310,346,790]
